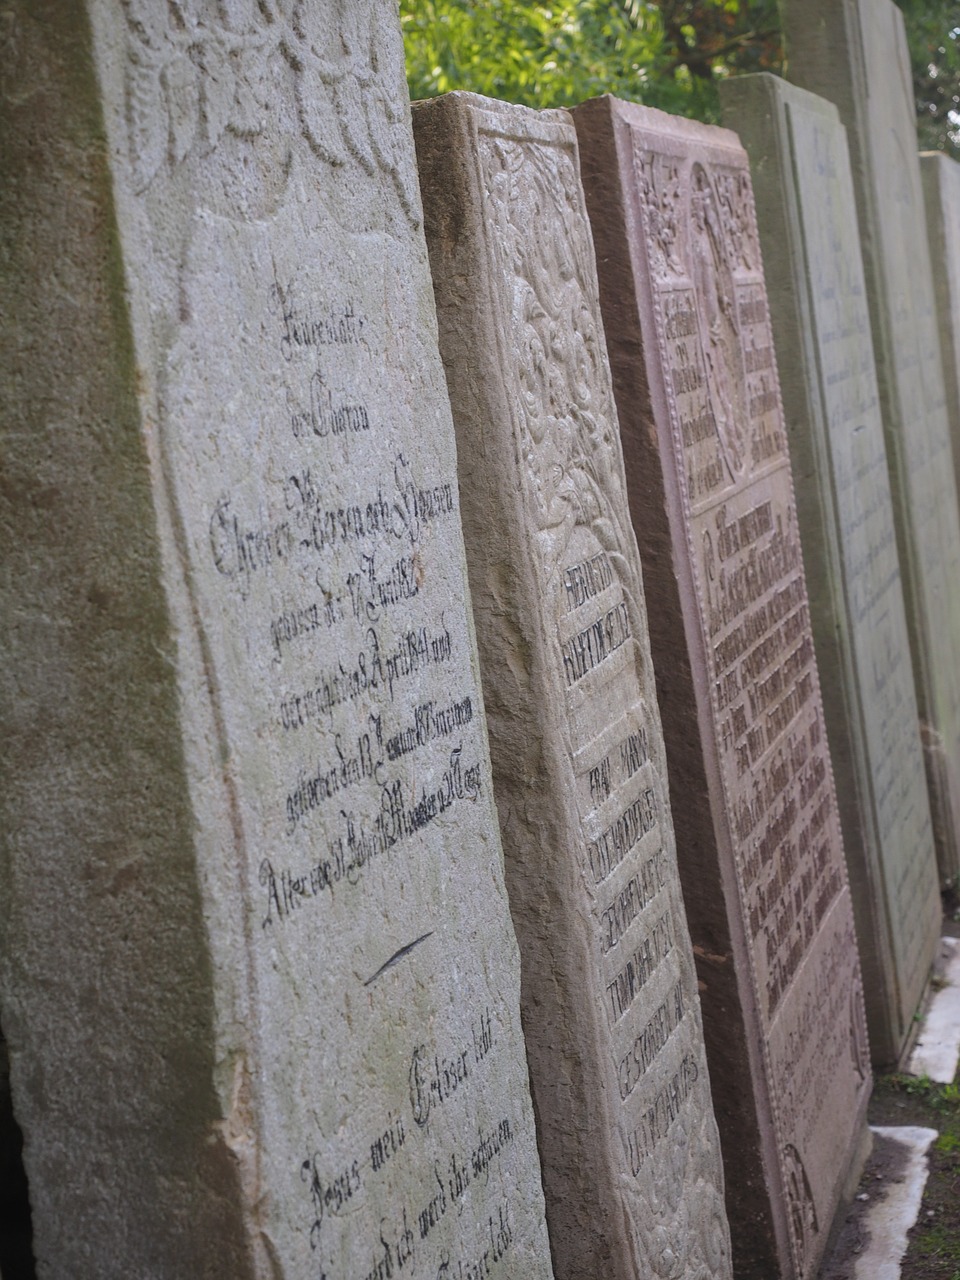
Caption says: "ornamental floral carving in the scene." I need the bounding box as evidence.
[477,132,632,580]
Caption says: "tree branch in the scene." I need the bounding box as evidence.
[667,28,781,79]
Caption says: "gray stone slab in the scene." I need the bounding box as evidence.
[719,75,941,1065]
[921,151,960,511]
[575,96,872,1280]
[413,92,732,1280]
[784,0,960,886]
[0,5,553,1277]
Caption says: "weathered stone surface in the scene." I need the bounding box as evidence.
[720,75,940,1065]
[784,0,960,886]
[413,92,732,1280]
[575,97,872,1280]
[0,5,553,1277]
[921,151,960,509]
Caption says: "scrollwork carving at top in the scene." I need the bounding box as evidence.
[120,0,417,222]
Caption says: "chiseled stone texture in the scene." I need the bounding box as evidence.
[0,5,553,1277]
[784,0,960,887]
[720,75,940,1065]
[413,92,732,1280]
[921,151,960,510]
[574,96,872,1280]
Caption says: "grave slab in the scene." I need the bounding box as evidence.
[719,75,941,1065]
[920,151,960,509]
[0,5,553,1277]
[413,92,732,1280]
[574,96,872,1280]
[784,0,960,887]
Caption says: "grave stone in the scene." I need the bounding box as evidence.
[413,92,732,1280]
[719,74,941,1064]
[921,151,960,507]
[0,4,553,1277]
[574,96,872,1280]
[784,0,960,886]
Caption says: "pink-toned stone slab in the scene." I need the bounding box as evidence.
[719,74,940,1065]
[784,0,960,886]
[0,4,553,1276]
[574,96,871,1280]
[413,91,732,1280]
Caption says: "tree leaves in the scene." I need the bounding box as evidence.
[895,0,960,155]
[400,0,960,157]
[399,0,783,124]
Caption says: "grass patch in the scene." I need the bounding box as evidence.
[874,1074,960,1278]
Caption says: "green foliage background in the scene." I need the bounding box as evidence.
[899,0,960,153]
[400,0,960,157]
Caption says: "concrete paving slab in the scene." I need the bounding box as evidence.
[908,937,960,1083]
[850,1127,937,1280]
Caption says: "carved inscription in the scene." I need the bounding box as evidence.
[298,1009,521,1279]
[214,388,483,929]
[561,601,632,686]
[703,489,837,1020]
[192,253,541,1272]
[631,130,866,1278]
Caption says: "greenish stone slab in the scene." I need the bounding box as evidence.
[720,73,941,1066]
[784,0,960,887]
[0,5,553,1276]
[921,151,960,512]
